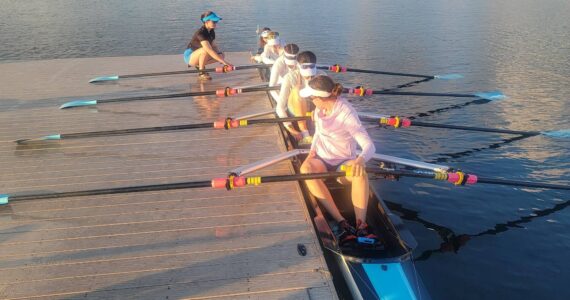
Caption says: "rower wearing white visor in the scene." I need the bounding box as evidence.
[257,28,271,54]
[252,31,284,64]
[268,43,299,101]
[276,51,326,144]
[299,75,378,245]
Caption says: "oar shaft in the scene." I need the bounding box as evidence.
[97,86,280,103]
[82,86,281,105]
[16,116,312,143]
[368,167,570,191]
[345,68,433,79]
[476,177,570,191]
[317,65,435,78]
[6,181,213,202]
[122,70,197,79]
[410,121,541,136]
[373,91,475,98]
[98,91,209,104]
[2,171,346,203]
[116,65,271,79]
[61,123,214,139]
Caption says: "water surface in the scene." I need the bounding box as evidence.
[1,0,570,299]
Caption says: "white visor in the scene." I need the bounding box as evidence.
[285,58,297,66]
[299,63,317,77]
[267,37,281,46]
[260,30,270,38]
[299,85,332,98]
[284,53,297,66]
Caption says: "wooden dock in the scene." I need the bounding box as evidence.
[0,53,337,299]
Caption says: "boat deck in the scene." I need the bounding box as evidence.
[0,53,337,299]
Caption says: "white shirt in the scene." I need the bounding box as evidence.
[276,69,327,121]
[254,43,284,64]
[311,97,376,166]
[269,56,297,101]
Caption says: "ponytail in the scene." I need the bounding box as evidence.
[331,83,343,97]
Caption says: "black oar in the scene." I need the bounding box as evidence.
[345,86,506,101]
[59,84,278,109]
[365,166,570,191]
[3,166,568,205]
[15,115,311,144]
[88,64,271,83]
[0,171,348,205]
[359,113,570,138]
[319,64,463,80]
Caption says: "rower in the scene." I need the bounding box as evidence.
[299,75,378,245]
[184,11,233,81]
[252,31,284,65]
[257,27,271,54]
[268,43,299,102]
[276,51,325,144]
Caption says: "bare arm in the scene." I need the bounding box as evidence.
[200,40,229,65]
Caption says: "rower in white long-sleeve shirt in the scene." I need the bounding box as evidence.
[299,74,378,245]
[268,43,300,103]
[276,51,326,144]
[252,31,284,64]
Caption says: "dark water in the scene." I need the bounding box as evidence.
[2,0,570,299]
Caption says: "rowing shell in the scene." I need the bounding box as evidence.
[252,69,432,299]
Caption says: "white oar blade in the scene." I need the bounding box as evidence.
[60,100,97,109]
[434,74,463,80]
[16,134,61,144]
[543,129,570,138]
[89,75,119,83]
[474,91,506,101]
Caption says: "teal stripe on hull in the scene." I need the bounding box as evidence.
[362,263,417,300]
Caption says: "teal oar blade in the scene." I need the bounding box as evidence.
[0,194,7,205]
[89,75,119,83]
[434,74,464,80]
[474,91,506,101]
[59,100,98,109]
[542,129,570,138]
[15,134,61,144]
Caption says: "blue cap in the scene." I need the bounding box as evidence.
[202,12,222,23]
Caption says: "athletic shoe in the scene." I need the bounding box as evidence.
[356,219,378,240]
[198,72,212,81]
[336,219,357,245]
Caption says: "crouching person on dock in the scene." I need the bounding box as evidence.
[276,51,325,144]
[299,75,378,246]
[184,11,233,81]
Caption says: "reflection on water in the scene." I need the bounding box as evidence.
[2,0,570,299]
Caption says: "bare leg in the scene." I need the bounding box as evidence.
[301,157,344,222]
[189,48,218,70]
[339,159,370,222]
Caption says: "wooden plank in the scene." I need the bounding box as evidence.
[0,53,337,299]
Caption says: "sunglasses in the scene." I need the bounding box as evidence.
[300,63,316,69]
